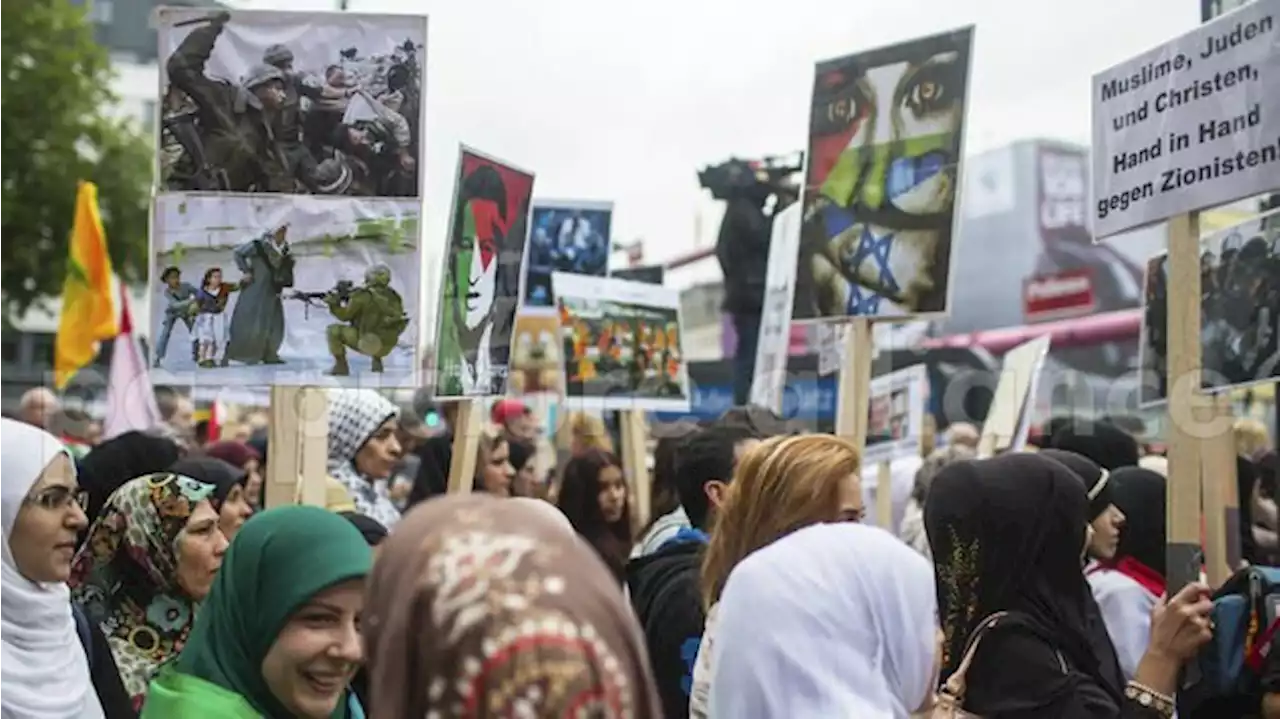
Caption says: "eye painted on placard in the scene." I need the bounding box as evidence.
[901,59,960,120]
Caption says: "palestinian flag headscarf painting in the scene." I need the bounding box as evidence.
[434,146,535,399]
[794,26,974,321]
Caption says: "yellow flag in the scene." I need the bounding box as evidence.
[54,181,119,389]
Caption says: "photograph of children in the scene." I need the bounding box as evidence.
[1139,207,1280,407]
[863,363,928,466]
[150,194,420,387]
[433,147,535,399]
[552,273,691,412]
[157,7,426,197]
[508,314,566,395]
[523,200,613,308]
[792,26,973,320]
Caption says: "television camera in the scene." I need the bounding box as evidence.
[697,152,804,201]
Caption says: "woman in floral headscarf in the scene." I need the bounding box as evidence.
[70,473,229,711]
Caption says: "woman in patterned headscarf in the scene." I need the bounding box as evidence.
[363,494,660,718]
[69,473,229,711]
[326,389,403,528]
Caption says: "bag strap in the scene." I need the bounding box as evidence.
[938,611,1010,702]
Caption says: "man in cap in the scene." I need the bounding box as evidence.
[164,11,294,192]
[491,398,538,443]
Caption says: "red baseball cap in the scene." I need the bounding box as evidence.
[491,398,530,425]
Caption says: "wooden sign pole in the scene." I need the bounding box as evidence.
[264,386,328,508]
[1164,211,1208,590]
[619,409,652,528]
[835,319,881,523]
[1202,393,1239,583]
[446,399,482,494]
[875,460,893,529]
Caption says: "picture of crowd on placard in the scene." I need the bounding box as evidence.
[553,274,689,410]
[158,8,425,197]
[523,202,613,307]
[558,300,686,405]
[862,364,928,465]
[1140,207,1280,406]
[150,195,420,387]
[868,387,911,444]
[794,27,973,319]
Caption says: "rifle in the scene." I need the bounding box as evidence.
[286,280,354,319]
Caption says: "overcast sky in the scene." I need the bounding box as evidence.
[228,0,1199,287]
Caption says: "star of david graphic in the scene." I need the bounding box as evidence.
[840,226,898,297]
[847,283,882,315]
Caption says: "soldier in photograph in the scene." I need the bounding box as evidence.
[165,12,294,192]
[262,43,351,192]
[324,264,410,375]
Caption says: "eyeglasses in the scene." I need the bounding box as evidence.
[26,487,89,513]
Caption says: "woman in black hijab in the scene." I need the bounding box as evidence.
[75,431,182,547]
[169,456,255,539]
[1086,467,1167,680]
[1041,448,1125,564]
[1037,448,1128,698]
[926,453,1213,717]
[1050,419,1141,471]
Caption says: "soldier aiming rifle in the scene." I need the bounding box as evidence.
[287,280,354,319]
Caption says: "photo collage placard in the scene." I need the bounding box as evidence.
[151,7,428,388]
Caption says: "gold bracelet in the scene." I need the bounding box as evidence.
[1124,680,1175,718]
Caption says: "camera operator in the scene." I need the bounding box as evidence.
[710,160,798,405]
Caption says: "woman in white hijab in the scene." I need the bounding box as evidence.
[707,523,940,719]
[1,418,106,718]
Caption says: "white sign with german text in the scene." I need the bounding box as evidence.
[1090,0,1280,240]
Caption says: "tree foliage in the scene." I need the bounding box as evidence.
[1,0,153,318]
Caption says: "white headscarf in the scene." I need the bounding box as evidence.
[1,418,105,718]
[708,523,937,719]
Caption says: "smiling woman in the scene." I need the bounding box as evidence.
[142,506,372,719]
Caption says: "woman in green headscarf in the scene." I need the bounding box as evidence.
[142,505,372,718]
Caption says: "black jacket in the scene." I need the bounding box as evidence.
[716,197,771,315]
[408,431,452,508]
[626,535,706,719]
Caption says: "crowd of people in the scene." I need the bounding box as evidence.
[4,383,1280,718]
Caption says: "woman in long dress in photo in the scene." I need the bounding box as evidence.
[225,226,294,366]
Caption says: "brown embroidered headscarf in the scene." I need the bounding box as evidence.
[364,494,661,718]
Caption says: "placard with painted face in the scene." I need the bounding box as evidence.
[795,27,974,320]
[433,147,535,399]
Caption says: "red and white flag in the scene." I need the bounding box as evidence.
[103,282,161,439]
[207,396,227,442]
